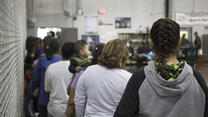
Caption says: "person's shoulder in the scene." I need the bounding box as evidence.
[37,56,47,63]
[48,61,60,67]
[70,56,81,63]
[86,64,100,70]
[133,69,145,76]
[72,56,81,60]
[53,55,62,60]
[109,68,133,79]
[119,69,132,76]
[47,62,57,72]
[50,60,69,68]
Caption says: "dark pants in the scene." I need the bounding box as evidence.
[38,105,47,117]
[47,113,53,117]
[33,96,38,113]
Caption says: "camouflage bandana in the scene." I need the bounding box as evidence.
[155,61,185,81]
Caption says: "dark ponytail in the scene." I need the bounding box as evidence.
[44,39,60,60]
[150,18,180,73]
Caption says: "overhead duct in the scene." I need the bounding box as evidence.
[62,0,72,17]
[76,0,84,15]
[27,0,36,27]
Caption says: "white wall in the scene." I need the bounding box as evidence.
[173,0,208,35]
[27,0,208,43]
[34,0,75,27]
[74,0,165,42]
[27,0,76,37]
[173,0,208,54]
[27,0,165,41]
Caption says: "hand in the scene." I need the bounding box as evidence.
[76,66,82,72]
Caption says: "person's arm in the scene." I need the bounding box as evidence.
[74,74,87,117]
[68,59,78,73]
[114,70,145,117]
[66,88,76,117]
[44,66,52,93]
[66,70,84,117]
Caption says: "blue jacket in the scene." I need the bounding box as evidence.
[25,55,62,106]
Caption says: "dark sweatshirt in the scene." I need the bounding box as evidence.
[114,61,208,117]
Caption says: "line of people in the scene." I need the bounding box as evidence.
[24,18,208,117]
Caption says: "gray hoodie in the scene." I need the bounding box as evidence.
[138,61,205,117]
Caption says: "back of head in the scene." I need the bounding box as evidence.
[74,40,88,55]
[61,42,75,60]
[44,39,60,60]
[99,39,129,69]
[182,34,186,38]
[91,43,105,65]
[194,32,198,36]
[26,36,36,54]
[43,36,52,50]
[50,31,55,38]
[150,18,180,73]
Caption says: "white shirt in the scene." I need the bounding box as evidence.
[45,61,73,117]
[75,64,132,117]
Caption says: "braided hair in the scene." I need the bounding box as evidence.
[150,18,180,74]
[44,39,60,60]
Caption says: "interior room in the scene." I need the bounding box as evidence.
[0,0,208,116]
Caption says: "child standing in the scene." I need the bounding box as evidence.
[68,40,91,74]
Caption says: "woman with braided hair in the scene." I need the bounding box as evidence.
[114,18,208,117]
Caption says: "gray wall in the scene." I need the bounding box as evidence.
[173,0,208,54]
[27,0,208,43]
[33,0,75,27]
[27,0,76,37]
[173,0,208,36]
[74,0,165,42]
[27,0,165,41]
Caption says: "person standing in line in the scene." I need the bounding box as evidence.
[66,43,105,117]
[45,42,75,117]
[67,40,91,94]
[114,18,208,117]
[181,34,189,47]
[193,32,202,66]
[24,39,62,117]
[68,40,91,74]
[74,39,132,117]
[193,32,201,54]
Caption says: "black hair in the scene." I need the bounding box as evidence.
[150,18,180,73]
[91,43,105,65]
[74,40,88,55]
[45,39,60,60]
[61,42,74,59]
[50,31,55,38]
[194,32,198,35]
[26,36,37,54]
